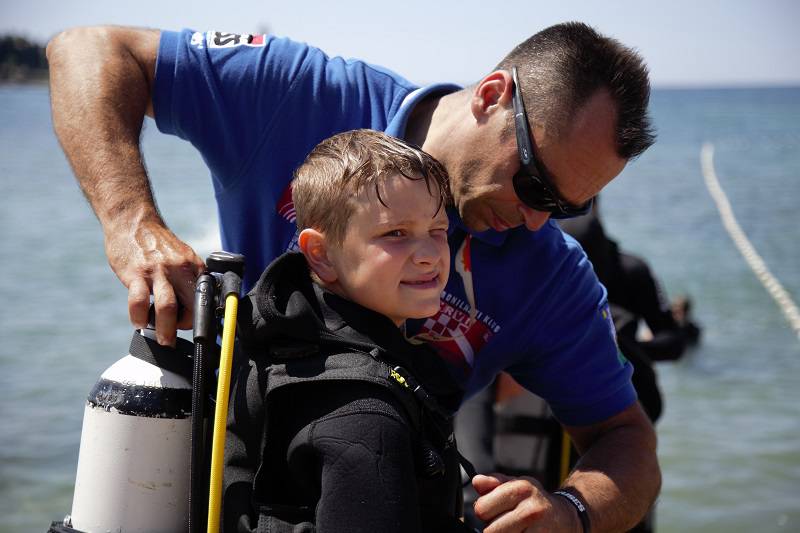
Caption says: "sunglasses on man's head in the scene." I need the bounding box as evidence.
[511,66,593,219]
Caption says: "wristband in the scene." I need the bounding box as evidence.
[553,490,591,533]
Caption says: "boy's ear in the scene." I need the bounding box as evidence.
[298,228,338,283]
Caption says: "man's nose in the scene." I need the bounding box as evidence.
[518,204,550,231]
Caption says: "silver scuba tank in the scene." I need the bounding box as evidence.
[64,329,193,533]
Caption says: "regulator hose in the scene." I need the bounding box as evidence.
[205,262,243,533]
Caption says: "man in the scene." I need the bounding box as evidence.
[48,22,660,531]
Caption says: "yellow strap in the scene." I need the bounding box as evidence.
[207,294,239,533]
[560,430,572,484]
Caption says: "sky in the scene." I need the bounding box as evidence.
[2,0,799,87]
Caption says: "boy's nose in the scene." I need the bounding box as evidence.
[412,237,443,265]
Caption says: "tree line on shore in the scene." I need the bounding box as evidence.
[1,35,47,82]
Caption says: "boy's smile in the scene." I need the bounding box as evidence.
[323,173,450,326]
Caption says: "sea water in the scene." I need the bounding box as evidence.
[0,84,798,532]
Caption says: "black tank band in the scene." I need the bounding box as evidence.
[128,330,195,380]
[87,377,192,419]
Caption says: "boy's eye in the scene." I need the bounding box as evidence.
[382,229,405,238]
[430,228,448,239]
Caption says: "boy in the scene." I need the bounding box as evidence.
[224,130,471,533]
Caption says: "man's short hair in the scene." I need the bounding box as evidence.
[496,21,655,159]
[292,129,451,245]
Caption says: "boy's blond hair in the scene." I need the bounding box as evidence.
[292,129,451,245]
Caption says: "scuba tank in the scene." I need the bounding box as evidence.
[49,251,245,533]
[51,328,195,533]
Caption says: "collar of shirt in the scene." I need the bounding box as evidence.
[447,208,509,247]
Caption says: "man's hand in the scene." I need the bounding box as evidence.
[106,216,206,346]
[473,403,659,532]
[472,474,579,533]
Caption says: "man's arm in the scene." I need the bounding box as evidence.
[473,402,660,532]
[47,26,205,345]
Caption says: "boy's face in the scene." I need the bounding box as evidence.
[325,173,450,326]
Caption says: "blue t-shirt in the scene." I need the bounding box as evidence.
[154,29,636,425]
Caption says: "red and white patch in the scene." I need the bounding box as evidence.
[418,300,496,375]
[205,31,267,49]
[276,184,296,223]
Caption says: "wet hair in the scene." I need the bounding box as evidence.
[292,129,452,245]
[495,21,655,159]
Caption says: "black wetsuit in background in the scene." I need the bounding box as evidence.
[558,210,699,364]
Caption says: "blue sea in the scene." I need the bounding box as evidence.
[1,84,798,532]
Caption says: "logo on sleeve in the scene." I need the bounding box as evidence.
[205,32,266,48]
[600,302,619,348]
[276,184,296,224]
[277,183,301,253]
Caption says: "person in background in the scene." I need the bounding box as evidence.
[558,197,701,366]
[48,21,660,531]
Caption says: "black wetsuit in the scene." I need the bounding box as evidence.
[223,252,469,533]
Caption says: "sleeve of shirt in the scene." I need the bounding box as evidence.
[287,394,424,533]
[153,29,412,192]
[153,30,309,186]
[507,229,638,427]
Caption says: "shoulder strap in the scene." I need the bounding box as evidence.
[373,354,477,480]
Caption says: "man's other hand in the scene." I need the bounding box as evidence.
[472,474,579,533]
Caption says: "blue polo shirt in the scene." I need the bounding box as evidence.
[154,29,636,425]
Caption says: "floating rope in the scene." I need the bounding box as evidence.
[701,143,800,341]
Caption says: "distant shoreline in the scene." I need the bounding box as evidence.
[1,34,48,83]
[0,75,48,85]
[651,83,800,91]
[0,74,48,85]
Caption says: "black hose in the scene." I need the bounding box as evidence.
[191,272,218,533]
[189,339,208,533]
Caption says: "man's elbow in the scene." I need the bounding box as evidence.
[47,27,104,63]
[634,406,662,502]
[47,26,148,66]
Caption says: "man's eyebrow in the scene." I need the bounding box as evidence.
[530,141,587,207]
[536,157,558,185]
[529,134,559,187]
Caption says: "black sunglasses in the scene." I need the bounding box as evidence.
[511,66,592,219]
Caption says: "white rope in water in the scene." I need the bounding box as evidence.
[701,143,800,341]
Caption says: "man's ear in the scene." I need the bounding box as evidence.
[298,228,338,283]
[470,70,514,121]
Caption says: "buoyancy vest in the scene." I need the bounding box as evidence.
[224,252,473,533]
